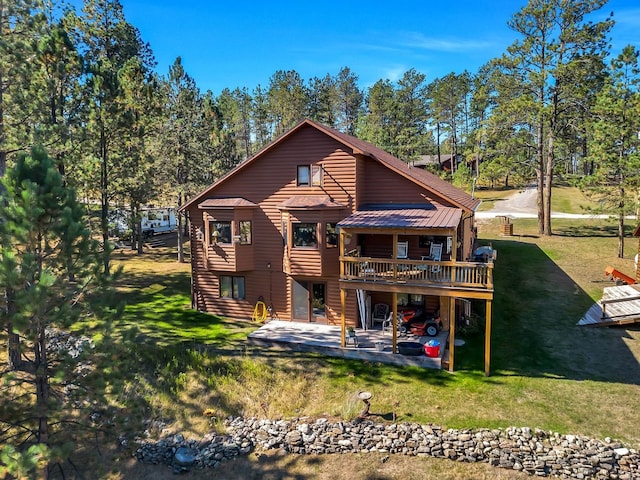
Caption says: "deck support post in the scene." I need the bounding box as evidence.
[448,297,456,372]
[340,288,346,347]
[392,292,397,353]
[484,299,492,376]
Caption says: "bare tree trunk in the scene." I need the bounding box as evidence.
[618,212,625,259]
[543,134,554,236]
[100,126,110,276]
[618,182,625,258]
[35,323,49,479]
[134,204,144,254]
[5,287,21,369]
[536,123,545,235]
[177,193,185,263]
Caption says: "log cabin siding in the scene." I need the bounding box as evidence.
[187,125,361,324]
[184,120,477,330]
[359,157,454,208]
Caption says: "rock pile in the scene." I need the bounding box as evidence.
[46,327,94,359]
[135,417,639,478]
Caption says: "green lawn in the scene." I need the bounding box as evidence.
[84,219,640,454]
[62,219,640,479]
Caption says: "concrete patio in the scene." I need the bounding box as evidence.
[247,320,449,369]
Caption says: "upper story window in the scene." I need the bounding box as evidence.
[210,220,231,244]
[297,165,322,187]
[325,223,337,248]
[292,223,318,248]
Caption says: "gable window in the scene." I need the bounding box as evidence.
[297,165,310,186]
[311,165,322,186]
[293,223,318,248]
[325,223,337,248]
[239,220,252,245]
[297,165,322,187]
[210,220,231,244]
[220,275,245,299]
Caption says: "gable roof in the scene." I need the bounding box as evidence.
[181,119,480,213]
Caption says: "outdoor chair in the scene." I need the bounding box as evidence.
[360,261,377,280]
[428,243,442,273]
[372,303,390,329]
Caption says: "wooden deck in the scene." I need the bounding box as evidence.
[578,284,640,327]
[341,257,493,292]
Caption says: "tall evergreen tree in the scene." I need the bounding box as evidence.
[158,57,211,262]
[0,0,46,180]
[307,73,337,127]
[0,147,110,477]
[359,70,433,161]
[116,57,161,253]
[357,78,395,151]
[266,69,309,136]
[78,0,155,273]
[582,46,640,257]
[495,0,612,235]
[29,14,84,178]
[428,72,472,172]
[394,68,433,161]
[334,67,363,135]
[251,83,271,149]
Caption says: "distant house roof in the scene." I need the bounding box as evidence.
[197,198,257,209]
[182,119,480,213]
[277,195,344,210]
[338,204,462,230]
[413,154,459,167]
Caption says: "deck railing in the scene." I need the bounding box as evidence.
[340,256,493,290]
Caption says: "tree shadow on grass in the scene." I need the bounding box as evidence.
[552,222,636,238]
[483,238,640,385]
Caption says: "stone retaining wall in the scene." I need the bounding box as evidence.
[135,417,639,478]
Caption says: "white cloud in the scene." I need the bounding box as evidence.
[382,66,407,82]
[399,32,495,52]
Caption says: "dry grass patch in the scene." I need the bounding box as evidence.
[113,450,532,480]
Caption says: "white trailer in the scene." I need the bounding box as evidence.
[109,207,177,237]
[141,207,177,236]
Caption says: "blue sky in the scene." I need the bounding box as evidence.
[80,0,640,95]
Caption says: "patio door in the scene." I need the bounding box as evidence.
[292,280,326,322]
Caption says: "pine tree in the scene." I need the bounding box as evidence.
[78,0,155,273]
[582,46,640,257]
[0,147,110,477]
[495,0,612,235]
[158,57,212,262]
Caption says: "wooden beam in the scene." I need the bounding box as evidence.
[392,292,398,354]
[448,297,456,372]
[339,280,494,299]
[484,299,492,376]
[340,288,346,347]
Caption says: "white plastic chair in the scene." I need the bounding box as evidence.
[429,243,442,272]
[372,303,389,328]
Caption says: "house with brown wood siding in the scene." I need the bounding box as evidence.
[181,119,495,374]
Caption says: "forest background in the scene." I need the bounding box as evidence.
[1,0,640,477]
[1,0,640,263]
